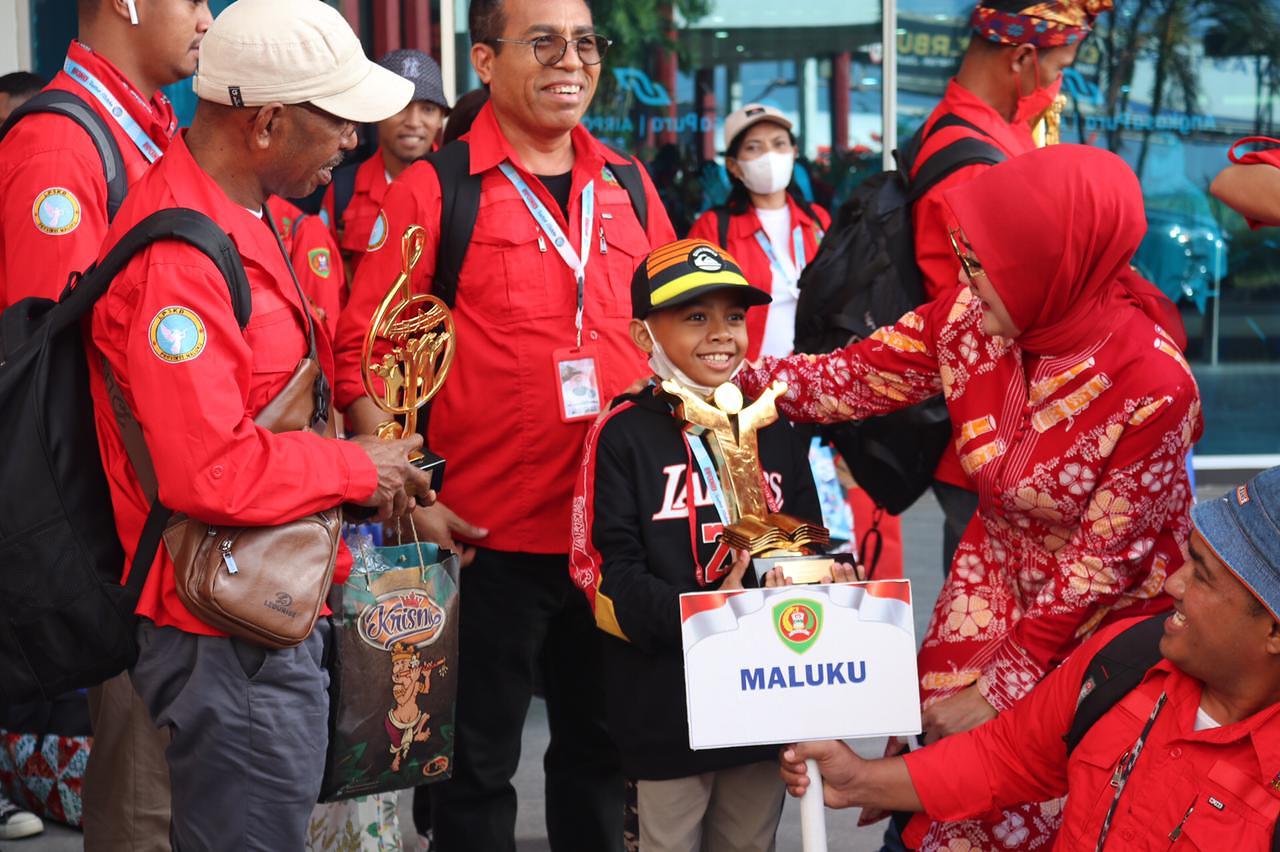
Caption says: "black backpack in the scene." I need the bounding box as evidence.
[0,88,128,221]
[0,209,250,703]
[792,115,1004,515]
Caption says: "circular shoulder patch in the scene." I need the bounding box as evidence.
[148,307,207,363]
[32,188,82,236]
[307,248,332,279]
[367,211,389,252]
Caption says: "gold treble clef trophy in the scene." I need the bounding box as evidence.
[362,224,455,492]
[662,379,840,584]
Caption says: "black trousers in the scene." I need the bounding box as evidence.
[425,547,623,852]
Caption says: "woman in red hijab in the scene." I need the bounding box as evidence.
[739,144,1200,849]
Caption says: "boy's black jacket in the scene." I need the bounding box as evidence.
[571,384,821,779]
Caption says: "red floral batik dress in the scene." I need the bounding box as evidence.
[739,287,1201,849]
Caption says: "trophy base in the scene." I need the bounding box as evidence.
[752,553,858,585]
[409,448,446,494]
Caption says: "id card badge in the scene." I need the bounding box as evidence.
[553,346,602,422]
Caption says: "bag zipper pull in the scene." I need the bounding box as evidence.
[219,539,239,575]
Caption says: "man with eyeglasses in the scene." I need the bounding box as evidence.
[335,0,676,849]
[83,0,430,848]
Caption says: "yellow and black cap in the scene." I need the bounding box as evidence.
[631,238,771,319]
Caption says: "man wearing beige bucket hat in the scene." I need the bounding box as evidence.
[82,0,428,848]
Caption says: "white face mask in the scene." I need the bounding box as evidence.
[737,150,795,196]
[643,321,743,398]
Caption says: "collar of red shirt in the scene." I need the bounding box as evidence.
[356,149,391,206]
[935,78,1036,157]
[463,100,631,181]
[729,192,821,241]
[66,39,178,145]
[1143,658,1280,775]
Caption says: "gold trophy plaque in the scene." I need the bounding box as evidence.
[661,379,834,584]
[361,224,455,491]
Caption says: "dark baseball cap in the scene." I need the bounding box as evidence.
[377,49,450,111]
[1192,466,1280,619]
[631,239,770,319]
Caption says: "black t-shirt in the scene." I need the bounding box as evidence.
[536,172,572,219]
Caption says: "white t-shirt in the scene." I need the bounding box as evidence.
[755,205,800,358]
[1194,705,1221,732]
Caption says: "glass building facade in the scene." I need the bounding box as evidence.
[21,0,1279,461]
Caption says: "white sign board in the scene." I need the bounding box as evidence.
[680,580,922,750]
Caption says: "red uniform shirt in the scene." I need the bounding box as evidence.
[335,103,676,553]
[911,79,1036,490]
[267,195,344,338]
[686,196,831,361]
[88,134,377,636]
[321,149,390,278]
[905,617,1280,850]
[0,40,177,310]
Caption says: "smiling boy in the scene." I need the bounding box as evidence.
[570,238,823,850]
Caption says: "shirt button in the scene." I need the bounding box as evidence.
[211,465,224,479]
[589,330,599,341]
[1170,746,1183,759]
[1122,828,1134,841]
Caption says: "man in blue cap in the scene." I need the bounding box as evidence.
[781,466,1280,848]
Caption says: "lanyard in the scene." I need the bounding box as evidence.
[753,224,808,297]
[64,57,164,164]
[684,429,731,526]
[498,162,594,348]
[1095,691,1168,852]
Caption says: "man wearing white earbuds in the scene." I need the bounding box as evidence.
[0,1,211,849]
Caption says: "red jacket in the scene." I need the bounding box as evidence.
[0,40,176,310]
[88,134,377,636]
[267,195,345,338]
[905,617,1280,850]
[335,102,676,554]
[321,150,390,278]
[911,79,1036,490]
[686,196,831,361]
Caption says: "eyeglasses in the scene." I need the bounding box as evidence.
[491,34,612,67]
[295,102,356,138]
[948,228,985,280]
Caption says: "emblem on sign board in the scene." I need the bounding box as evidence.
[774,600,822,654]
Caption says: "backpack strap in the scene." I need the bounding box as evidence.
[604,144,650,231]
[899,114,1006,204]
[0,89,129,222]
[425,140,483,309]
[714,206,731,249]
[330,159,361,232]
[1064,615,1167,755]
[88,209,253,598]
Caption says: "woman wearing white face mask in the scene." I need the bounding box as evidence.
[688,104,831,361]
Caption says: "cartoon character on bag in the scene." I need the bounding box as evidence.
[385,642,447,772]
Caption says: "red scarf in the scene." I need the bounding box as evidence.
[943,143,1185,355]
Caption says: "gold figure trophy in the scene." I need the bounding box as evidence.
[361,224,455,492]
[662,379,839,584]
